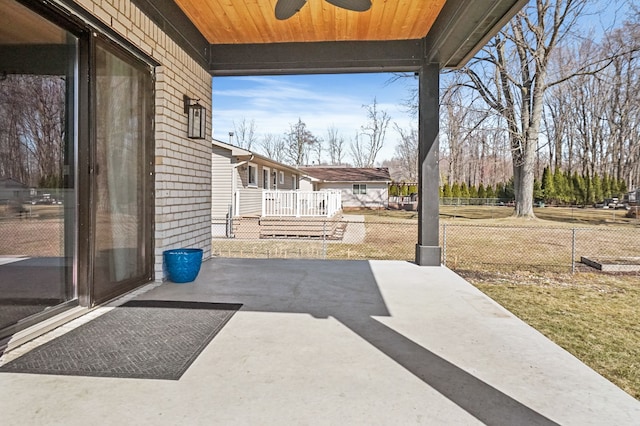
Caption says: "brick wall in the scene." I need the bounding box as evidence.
[72,0,213,281]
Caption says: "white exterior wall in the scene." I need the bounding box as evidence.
[275,169,299,190]
[234,161,301,216]
[236,162,263,216]
[318,182,389,209]
[211,146,233,218]
[237,188,262,216]
[299,177,314,191]
[210,145,304,217]
[75,0,213,280]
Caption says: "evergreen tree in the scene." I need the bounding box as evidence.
[541,166,555,203]
[602,173,612,199]
[503,178,515,200]
[585,173,595,204]
[451,182,461,199]
[573,172,586,205]
[442,182,452,198]
[533,179,543,201]
[592,173,603,203]
[553,168,567,204]
[609,177,619,198]
[478,183,486,199]
[617,179,628,196]
[495,182,505,199]
[460,182,470,199]
[485,184,495,199]
[565,171,575,204]
[469,184,478,198]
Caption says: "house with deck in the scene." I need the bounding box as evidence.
[212,141,342,238]
[300,167,391,210]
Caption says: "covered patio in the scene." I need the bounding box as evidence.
[1,258,638,424]
[4,2,639,423]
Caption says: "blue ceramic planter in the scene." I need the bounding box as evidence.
[164,248,203,283]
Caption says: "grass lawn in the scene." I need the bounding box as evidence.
[361,205,640,227]
[459,269,640,400]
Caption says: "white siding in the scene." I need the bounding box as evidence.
[318,182,388,209]
[299,177,314,191]
[211,146,233,218]
[234,162,301,216]
[237,187,262,216]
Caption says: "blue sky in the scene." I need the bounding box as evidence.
[210,0,631,165]
[211,73,417,163]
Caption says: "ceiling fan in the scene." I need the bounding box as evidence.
[275,0,372,20]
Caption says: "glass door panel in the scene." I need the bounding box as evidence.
[0,0,77,337]
[93,41,152,304]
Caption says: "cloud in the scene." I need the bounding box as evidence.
[212,74,417,163]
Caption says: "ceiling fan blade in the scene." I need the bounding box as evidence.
[275,0,308,20]
[325,0,372,12]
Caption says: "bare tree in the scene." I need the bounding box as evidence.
[260,133,286,163]
[232,118,257,149]
[311,137,324,165]
[460,0,590,217]
[349,132,367,168]
[284,118,318,166]
[350,98,391,167]
[392,124,418,181]
[326,126,346,165]
[0,75,65,187]
[602,20,640,189]
[541,18,640,191]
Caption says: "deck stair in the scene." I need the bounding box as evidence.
[258,214,342,239]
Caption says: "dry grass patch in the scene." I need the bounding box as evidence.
[362,205,640,227]
[460,269,640,400]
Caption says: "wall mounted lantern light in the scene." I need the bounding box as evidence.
[184,95,206,139]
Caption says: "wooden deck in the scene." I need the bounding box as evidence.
[232,214,344,239]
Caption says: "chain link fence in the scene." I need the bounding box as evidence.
[0,205,63,257]
[212,215,417,261]
[212,214,640,273]
[442,224,640,273]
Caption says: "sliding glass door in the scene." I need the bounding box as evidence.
[0,1,154,342]
[92,41,153,304]
[0,0,78,339]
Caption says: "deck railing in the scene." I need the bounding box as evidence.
[262,190,342,217]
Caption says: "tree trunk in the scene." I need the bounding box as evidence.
[514,142,537,218]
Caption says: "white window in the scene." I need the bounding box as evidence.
[353,184,367,194]
[247,163,257,187]
[272,170,278,189]
[291,175,297,190]
[279,171,285,185]
[262,166,270,189]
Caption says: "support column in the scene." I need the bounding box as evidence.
[415,62,442,266]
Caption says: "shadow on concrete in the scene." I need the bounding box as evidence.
[148,257,558,425]
[338,314,557,426]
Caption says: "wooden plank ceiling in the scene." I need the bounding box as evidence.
[174,0,447,44]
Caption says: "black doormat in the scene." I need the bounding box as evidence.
[0,300,242,380]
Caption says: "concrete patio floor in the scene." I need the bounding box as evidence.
[1,258,639,425]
